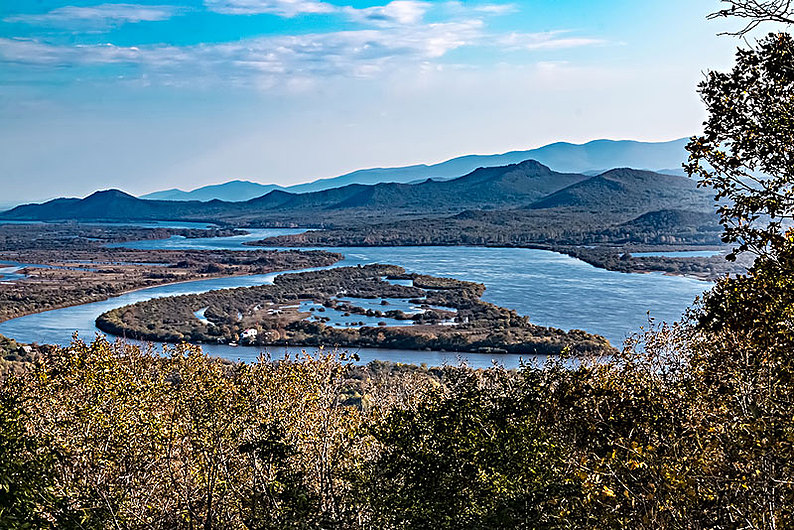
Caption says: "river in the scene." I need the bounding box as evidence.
[0,229,709,368]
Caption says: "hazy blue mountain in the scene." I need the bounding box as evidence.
[139,138,690,201]
[1,160,710,227]
[654,168,688,177]
[141,180,284,202]
[0,190,274,223]
[286,138,689,194]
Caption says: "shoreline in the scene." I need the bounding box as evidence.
[0,237,718,350]
[0,240,719,328]
[0,262,344,326]
[245,238,728,281]
[94,264,614,357]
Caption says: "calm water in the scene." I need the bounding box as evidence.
[0,229,711,368]
[107,228,309,250]
[0,265,24,282]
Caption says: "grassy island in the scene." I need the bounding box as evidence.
[0,223,343,322]
[96,264,612,355]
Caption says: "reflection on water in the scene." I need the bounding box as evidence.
[300,300,412,329]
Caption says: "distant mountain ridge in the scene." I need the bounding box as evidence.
[0,159,711,228]
[139,138,690,202]
[141,180,285,202]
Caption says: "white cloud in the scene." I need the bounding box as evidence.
[443,1,516,16]
[4,4,181,28]
[205,0,429,25]
[473,3,516,15]
[204,0,514,26]
[203,0,336,16]
[0,22,608,90]
[0,2,606,91]
[499,31,607,51]
[345,1,430,26]
[0,20,483,86]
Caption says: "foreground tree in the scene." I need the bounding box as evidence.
[354,366,579,529]
[686,33,794,260]
[709,0,794,35]
[683,27,794,527]
[0,338,371,529]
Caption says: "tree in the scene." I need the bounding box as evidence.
[683,27,794,527]
[3,338,369,529]
[0,392,68,529]
[353,366,579,529]
[709,0,794,36]
[686,33,794,261]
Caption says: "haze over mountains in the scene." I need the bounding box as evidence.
[1,158,711,230]
[142,181,285,202]
[140,138,690,202]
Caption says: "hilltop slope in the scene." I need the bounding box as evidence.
[529,168,709,211]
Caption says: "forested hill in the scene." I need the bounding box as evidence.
[529,168,708,211]
[242,160,589,212]
[0,160,711,227]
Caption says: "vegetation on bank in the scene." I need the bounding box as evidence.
[559,246,750,279]
[251,206,723,249]
[0,224,341,323]
[0,222,243,251]
[248,209,744,279]
[96,264,611,355]
[0,334,49,376]
[0,245,341,323]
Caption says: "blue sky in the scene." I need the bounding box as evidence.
[0,0,753,201]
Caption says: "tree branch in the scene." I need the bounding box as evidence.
[709,0,794,35]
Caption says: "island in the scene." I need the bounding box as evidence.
[0,223,342,322]
[96,264,612,355]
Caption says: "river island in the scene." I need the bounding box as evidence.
[96,264,612,356]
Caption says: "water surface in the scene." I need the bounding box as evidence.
[108,228,308,250]
[0,229,711,368]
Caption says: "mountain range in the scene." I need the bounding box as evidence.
[141,181,285,202]
[139,138,690,202]
[0,158,711,228]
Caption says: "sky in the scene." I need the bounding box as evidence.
[0,0,756,202]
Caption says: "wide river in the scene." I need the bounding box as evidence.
[0,228,709,368]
